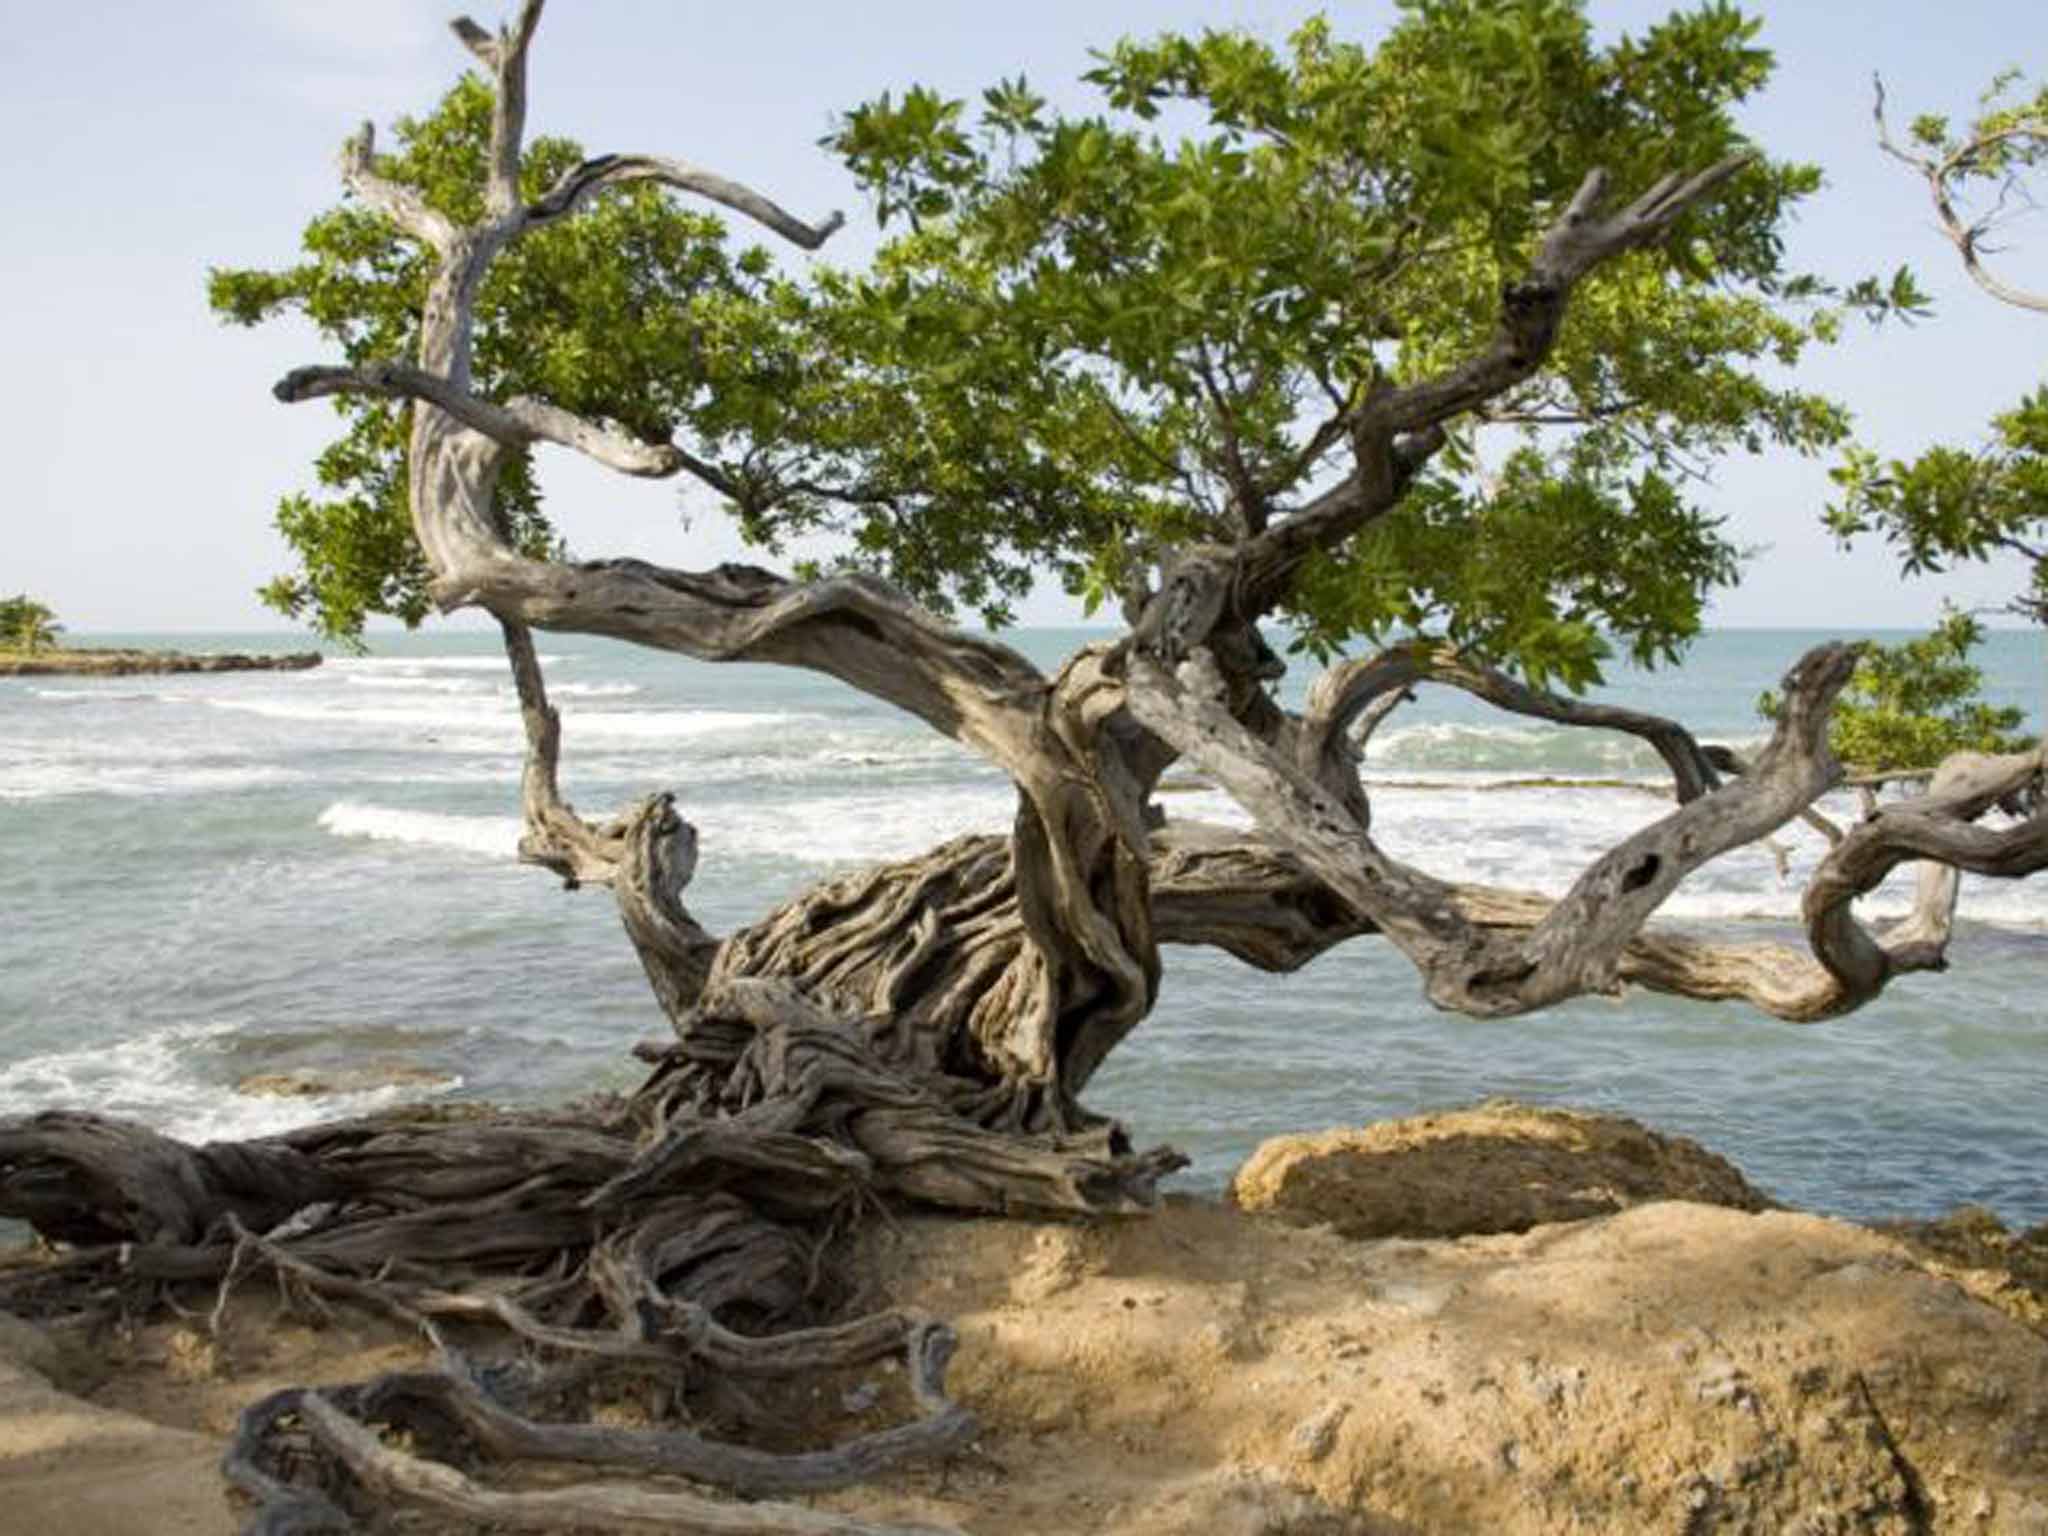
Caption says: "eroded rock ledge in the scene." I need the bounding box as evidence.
[1230,1098,1777,1240]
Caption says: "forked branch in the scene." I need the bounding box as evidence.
[340,122,457,248]
[1221,157,1745,622]
[1365,158,1751,438]
[1875,76,2048,315]
[452,0,546,216]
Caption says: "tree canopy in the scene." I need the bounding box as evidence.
[0,595,62,655]
[209,77,788,641]
[1762,608,2034,776]
[216,1,1883,687]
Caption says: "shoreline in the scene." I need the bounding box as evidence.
[0,648,322,678]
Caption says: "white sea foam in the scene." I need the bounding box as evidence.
[29,686,160,702]
[559,708,815,742]
[0,1021,459,1144]
[202,695,516,729]
[342,675,637,700]
[548,682,640,698]
[204,694,801,747]
[0,762,307,802]
[318,800,523,858]
[343,673,497,694]
[314,788,1017,868]
[326,654,567,673]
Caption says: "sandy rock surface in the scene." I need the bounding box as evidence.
[1230,1099,1774,1239]
[0,1321,228,1535]
[2,1106,2044,1534]
[845,1198,2048,1534]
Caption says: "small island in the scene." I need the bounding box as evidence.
[0,593,320,676]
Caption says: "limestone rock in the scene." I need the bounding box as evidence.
[233,1064,456,1098]
[1230,1098,1771,1239]
[859,1195,2048,1534]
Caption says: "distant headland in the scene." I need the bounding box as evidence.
[0,647,322,677]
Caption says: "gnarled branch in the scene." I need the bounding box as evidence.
[1300,643,1726,820]
[526,154,846,248]
[273,362,685,478]
[1129,641,1863,1018]
[1805,746,2048,1004]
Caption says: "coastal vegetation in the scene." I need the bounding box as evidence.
[1815,610,2033,776]
[1807,74,2047,781]
[2,5,2043,1532]
[0,592,319,675]
[0,595,61,655]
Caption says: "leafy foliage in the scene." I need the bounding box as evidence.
[220,4,1876,682]
[210,77,781,641]
[0,595,63,655]
[1761,610,2034,774]
[1829,388,2048,624]
[811,1,1866,679]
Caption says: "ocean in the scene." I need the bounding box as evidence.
[2,627,2043,1226]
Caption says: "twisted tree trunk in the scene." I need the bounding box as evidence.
[12,9,2048,1534]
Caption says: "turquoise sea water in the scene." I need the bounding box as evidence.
[2,627,2043,1224]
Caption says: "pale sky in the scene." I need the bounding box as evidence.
[2,0,2042,634]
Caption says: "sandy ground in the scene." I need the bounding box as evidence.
[3,1190,2046,1535]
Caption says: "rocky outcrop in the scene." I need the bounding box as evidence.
[0,650,321,677]
[233,1064,456,1098]
[1882,1204,2048,1337]
[1229,1099,1773,1239]
[854,1195,2048,1534]
[6,1109,2047,1534]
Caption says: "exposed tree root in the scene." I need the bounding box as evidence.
[0,971,1181,1534]
[293,1387,960,1534]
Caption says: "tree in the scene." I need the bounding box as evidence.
[7,6,2048,1529]
[1828,74,2048,622]
[1826,608,2033,776]
[0,594,62,654]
